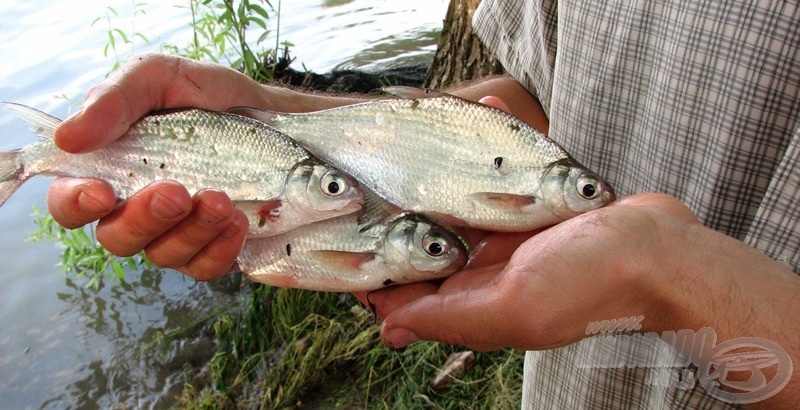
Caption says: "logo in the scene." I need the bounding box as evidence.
[575,318,793,405]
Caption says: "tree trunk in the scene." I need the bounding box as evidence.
[424,0,505,89]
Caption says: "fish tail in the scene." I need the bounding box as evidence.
[4,102,62,139]
[0,149,24,206]
[1,102,59,206]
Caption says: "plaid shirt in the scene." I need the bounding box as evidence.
[473,0,799,408]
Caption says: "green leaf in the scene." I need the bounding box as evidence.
[111,261,126,279]
[248,16,267,30]
[134,32,151,45]
[107,31,116,50]
[113,28,129,44]
[248,3,271,20]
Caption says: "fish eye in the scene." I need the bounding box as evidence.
[422,231,449,257]
[320,171,347,197]
[577,177,600,200]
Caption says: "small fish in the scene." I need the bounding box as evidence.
[1,103,364,237]
[237,211,469,292]
[232,87,615,232]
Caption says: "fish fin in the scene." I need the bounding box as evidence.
[381,86,447,99]
[0,150,24,206]
[234,199,283,231]
[307,250,377,271]
[226,106,280,126]
[468,192,536,211]
[356,186,401,232]
[5,102,62,139]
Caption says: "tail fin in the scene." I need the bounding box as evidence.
[0,150,24,206]
[1,102,59,206]
[4,102,62,139]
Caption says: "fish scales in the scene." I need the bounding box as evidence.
[2,104,364,237]
[239,211,469,292]
[264,89,614,231]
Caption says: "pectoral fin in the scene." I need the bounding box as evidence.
[468,192,536,211]
[235,199,283,227]
[307,250,378,271]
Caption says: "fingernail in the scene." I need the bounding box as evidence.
[150,193,184,220]
[384,328,420,349]
[77,190,110,214]
[196,202,227,227]
[219,216,244,239]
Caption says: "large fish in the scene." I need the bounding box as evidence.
[238,210,469,292]
[1,103,364,237]
[233,87,615,231]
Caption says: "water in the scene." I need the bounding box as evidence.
[0,0,446,407]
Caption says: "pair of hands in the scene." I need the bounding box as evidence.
[50,53,703,352]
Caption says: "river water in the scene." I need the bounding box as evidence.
[0,0,446,407]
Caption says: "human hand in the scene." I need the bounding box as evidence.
[366,193,699,351]
[48,53,269,280]
[358,92,699,351]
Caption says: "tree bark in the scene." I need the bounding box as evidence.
[424,0,505,89]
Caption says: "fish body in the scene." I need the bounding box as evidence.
[238,87,615,231]
[238,211,469,292]
[1,104,364,237]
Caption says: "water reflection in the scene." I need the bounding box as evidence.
[44,271,246,408]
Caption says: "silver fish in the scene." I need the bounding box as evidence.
[233,87,615,231]
[238,211,469,292]
[1,103,364,237]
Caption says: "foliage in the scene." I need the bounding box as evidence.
[91,2,152,73]
[162,0,292,83]
[179,285,524,409]
[28,206,152,291]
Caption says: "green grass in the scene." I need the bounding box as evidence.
[179,284,523,409]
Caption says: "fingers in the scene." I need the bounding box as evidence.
[95,180,193,256]
[478,95,511,113]
[54,53,266,153]
[175,210,248,281]
[468,231,536,268]
[144,189,247,281]
[615,193,698,224]
[366,281,440,318]
[47,177,117,229]
[89,181,245,281]
[379,284,512,351]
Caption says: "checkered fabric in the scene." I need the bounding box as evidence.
[473,0,799,408]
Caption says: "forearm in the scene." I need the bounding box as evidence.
[445,76,549,133]
[662,223,800,408]
[258,84,370,113]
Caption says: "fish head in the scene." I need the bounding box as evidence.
[286,163,365,215]
[383,215,469,277]
[541,161,616,218]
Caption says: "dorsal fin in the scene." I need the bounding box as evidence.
[380,86,448,99]
[226,106,280,126]
[357,185,402,232]
[4,102,62,139]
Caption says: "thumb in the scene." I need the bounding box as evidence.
[380,285,516,352]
